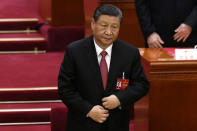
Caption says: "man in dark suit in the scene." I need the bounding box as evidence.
[135,0,197,48]
[58,4,149,131]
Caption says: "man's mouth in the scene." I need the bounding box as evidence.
[103,37,112,40]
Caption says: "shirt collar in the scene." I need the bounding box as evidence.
[93,38,113,57]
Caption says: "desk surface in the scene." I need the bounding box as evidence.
[139,48,197,61]
[139,48,197,80]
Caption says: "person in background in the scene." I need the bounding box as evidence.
[58,4,149,131]
[135,0,197,48]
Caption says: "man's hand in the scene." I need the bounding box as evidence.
[174,23,192,42]
[147,32,164,48]
[87,105,109,123]
[102,95,120,110]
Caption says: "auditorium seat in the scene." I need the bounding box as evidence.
[0,102,67,131]
[41,25,84,51]
[50,105,68,131]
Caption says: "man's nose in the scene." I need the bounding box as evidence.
[105,27,112,35]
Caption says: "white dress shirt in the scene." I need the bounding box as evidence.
[94,38,112,71]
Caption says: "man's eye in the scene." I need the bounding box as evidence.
[101,24,107,27]
[112,26,117,29]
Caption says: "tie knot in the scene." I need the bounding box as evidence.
[100,51,107,57]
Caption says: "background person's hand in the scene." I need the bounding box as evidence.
[102,95,120,110]
[147,32,164,48]
[174,23,192,42]
[87,105,109,123]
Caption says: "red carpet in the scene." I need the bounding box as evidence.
[0,52,64,87]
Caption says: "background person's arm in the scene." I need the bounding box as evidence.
[134,0,156,41]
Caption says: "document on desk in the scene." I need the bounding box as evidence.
[175,49,197,60]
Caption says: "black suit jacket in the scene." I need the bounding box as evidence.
[58,36,149,131]
[135,0,197,47]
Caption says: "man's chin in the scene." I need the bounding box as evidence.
[102,40,113,45]
[103,43,113,47]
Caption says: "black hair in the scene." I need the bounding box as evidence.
[93,4,123,23]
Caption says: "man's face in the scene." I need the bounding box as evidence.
[91,15,120,49]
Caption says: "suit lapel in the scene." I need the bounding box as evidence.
[106,41,121,91]
[83,36,104,91]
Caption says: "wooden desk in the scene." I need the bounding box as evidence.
[135,48,197,131]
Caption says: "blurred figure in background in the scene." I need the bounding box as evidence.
[135,0,197,48]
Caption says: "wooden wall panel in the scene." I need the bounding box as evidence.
[150,80,197,131]
[39,0,84,26]
[39,0,51,22]
[51,0,84,26]
[84,0,99,37]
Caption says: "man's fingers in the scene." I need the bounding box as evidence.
[174,32,185,42]
[98,120,104,123]
[177,35,184,42]
[156,42,163,48]
[174,34,182,41]
[176,38,182,42]
[103,103,110,109]
[148,43,157,48]
[158,37,164,44]
[148,44,153,48]
[100,118,106,122]
[147,32,164,48]
[101,108,108,114]
[105,113,109,117]
[102,101,107,106]
[174,23,192,42]
[152,41,162,48]
[87,104,110,124]
[102,97,107,102]
[98,105,104,109]
[102,113,109,119]
[148,40,157,48]
[103,100,112,109]
[97,110,109,123]
[175,32,190,42]
[99,115,108,123]
[183,37,187,42]
[101,114,109,120]
[183,34,189,42]
[174,32,182,40]
[102,97,111,108]
[174,27,180,33]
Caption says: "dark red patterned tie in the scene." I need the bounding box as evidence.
[100,51,108,89]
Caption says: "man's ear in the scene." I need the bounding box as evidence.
[91,18,95,31]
